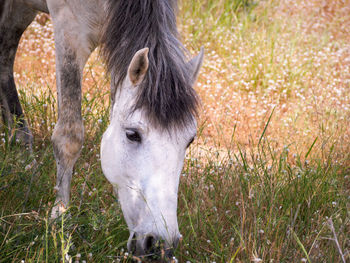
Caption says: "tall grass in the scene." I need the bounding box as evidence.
[1,0,349,262]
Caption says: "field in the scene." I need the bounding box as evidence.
[1,0,349,262]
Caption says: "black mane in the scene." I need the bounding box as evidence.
[101,0,198,128]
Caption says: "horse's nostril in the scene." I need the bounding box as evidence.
[143,233,157,253]
[138,233,179,259]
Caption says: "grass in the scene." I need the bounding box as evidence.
[1,0,349,262]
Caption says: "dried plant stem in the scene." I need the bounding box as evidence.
[328,218,346,263]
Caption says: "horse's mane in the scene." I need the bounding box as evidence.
[0,0,14,24]
[101,0,198,128]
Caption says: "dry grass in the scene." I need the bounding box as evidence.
[179,0,350,165]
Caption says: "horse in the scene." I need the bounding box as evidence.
[0,0,203,260]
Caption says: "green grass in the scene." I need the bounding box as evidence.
[1,88,348,262]
[1,0,350,262]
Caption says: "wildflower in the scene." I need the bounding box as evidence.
[252,256,262,262]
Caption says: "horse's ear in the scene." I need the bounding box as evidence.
[127,48,149,86]
[188,47,204,85]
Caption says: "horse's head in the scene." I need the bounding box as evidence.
[101,48,203,259]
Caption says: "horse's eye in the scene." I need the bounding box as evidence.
[187,137,195,148]
[126,129,142,143]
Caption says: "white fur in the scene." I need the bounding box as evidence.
[101,73,197,246]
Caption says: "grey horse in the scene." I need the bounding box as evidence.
[0,0,203,259]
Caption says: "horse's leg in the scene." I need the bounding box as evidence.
[0,3,37,148]
[48,4,96,218]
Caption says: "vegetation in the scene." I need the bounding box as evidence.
[1,0,349,262]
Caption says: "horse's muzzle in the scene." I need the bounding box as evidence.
[128,232,181,261]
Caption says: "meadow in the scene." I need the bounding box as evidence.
[0,0,349,262]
